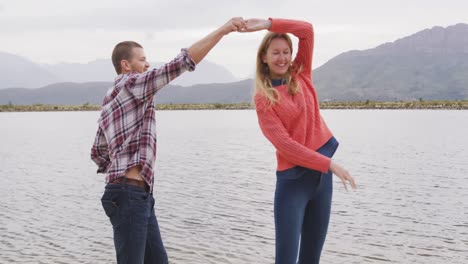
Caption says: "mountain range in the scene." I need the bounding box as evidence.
[0,80,253,105]
[314,23,468,101]
[1,23,467,104]
[0,54,238,89]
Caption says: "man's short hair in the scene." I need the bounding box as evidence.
[111,41,143,74]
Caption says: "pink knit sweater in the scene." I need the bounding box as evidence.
[254,18,333,173]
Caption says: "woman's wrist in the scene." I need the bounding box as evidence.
[265,19,272,30]
[329,160,336,172]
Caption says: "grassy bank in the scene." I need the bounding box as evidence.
[1,100,467,112]
[320,100,468,110]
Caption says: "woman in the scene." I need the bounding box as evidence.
[242,18,357,263]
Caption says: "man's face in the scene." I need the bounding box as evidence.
[128,47,150,73]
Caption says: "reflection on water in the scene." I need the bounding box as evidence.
[0,110,467,263]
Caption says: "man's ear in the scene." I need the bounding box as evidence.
[121,60,131,73]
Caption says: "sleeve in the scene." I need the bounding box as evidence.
[90,126,111,173]
[255,95,331,173]
[269,18,314,80]
[125,48,196,101]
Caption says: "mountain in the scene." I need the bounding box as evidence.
[0,79,254,105]
[2,23,468,104]
[0,82,111,105]
[42,59,116,84]
[43,59,238,86]
[154,79,253,104]
[313,23,468,101]
[158,60,239,86]
[0,52,60,89]
[0,52,238,89]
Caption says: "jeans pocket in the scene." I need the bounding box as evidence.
[101,200,118,218]
[101,190,121,218]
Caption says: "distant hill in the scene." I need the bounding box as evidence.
[2,23,468,104]
[42,59,115,84]
[43,59,239,87]
[0,52,238,89]
[314,23,468,101]
[0,52,60,89]
[154,79,253,104]
[160,60,239,86]
[0,82,111,105]
[0,79,254,105]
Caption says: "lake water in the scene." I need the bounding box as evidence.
[0,110,467,264]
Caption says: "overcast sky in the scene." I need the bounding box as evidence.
[1,0,467,78]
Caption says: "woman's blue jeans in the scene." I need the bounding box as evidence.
[274,169,333,264]
[101,183,168,264]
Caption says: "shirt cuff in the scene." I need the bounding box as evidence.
[268,17,276,32]
[181,48,196,72]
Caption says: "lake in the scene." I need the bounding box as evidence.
[0,110,467,263]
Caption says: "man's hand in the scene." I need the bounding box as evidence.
[220,17,246,35]
[187,17,245,64]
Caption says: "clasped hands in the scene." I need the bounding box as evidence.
[222,17,271,34]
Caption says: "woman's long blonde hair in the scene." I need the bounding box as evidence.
[255,32,302,105]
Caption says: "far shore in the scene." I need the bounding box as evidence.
[1,100,467,112]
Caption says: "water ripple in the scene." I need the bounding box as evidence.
[0,110,467,263]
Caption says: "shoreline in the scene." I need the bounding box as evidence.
[0,101,467,112]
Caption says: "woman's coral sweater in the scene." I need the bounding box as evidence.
[254,18,333,173]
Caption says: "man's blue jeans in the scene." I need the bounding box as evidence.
[101,183,168,264]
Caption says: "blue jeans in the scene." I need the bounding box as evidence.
[275,170,333,264]
[101,183,168,264]
[274,137,337,264]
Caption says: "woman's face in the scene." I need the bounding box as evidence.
[262,38,291,79]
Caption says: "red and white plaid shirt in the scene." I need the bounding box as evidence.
[91,49,196,191]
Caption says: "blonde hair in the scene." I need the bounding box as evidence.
[255,32,302,105]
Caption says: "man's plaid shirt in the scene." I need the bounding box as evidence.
[91,49,196,191]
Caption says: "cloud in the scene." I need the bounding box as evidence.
[2,0,460,34]
[0,0,274,33]
[2,0,468,78]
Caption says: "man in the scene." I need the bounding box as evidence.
[91,17,245,264]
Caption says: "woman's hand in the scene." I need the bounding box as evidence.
[240,18,272,32]
[329,161,357,191]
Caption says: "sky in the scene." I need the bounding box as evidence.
[1,0,467,78]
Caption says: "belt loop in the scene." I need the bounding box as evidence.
[122,177,128,190]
